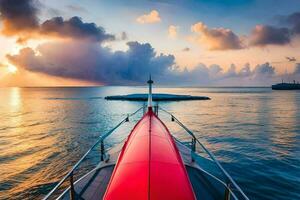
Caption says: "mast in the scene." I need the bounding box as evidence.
[147,75,153,109]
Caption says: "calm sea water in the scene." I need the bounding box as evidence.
[0,87,299,200]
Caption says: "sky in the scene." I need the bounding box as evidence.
[0,0,300,86]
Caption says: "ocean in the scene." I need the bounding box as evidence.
[0,87,299,199]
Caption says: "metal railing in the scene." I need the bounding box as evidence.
[44,105,249,200]
[158,106,249,200]
[43,106,144,200]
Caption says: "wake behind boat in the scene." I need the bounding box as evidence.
[43,77,249,200]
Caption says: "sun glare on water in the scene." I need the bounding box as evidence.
[7,65,18,74]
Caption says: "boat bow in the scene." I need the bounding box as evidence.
[103,108,196,200]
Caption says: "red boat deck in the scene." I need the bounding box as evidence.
[103,109,196,200]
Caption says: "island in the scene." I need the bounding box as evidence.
[105,93,210,101]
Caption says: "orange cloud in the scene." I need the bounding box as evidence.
[191,22,244,50]
[136,10,161,24]
[0,0,40,43]
[168,25,178,39]
[0,0,115,44]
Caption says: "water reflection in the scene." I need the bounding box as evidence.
[0,87,299,199]
[268,92,298,158]
[9,87,21,108]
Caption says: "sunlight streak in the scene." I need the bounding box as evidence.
[7,64,18,74]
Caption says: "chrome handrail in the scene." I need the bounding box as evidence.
[43,106,144,200]
[44,105,248,199]
[173,137,239,199]
[158,106,249,200]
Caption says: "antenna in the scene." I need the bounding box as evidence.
[147,75,153,108]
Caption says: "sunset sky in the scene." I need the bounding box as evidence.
[0,0,300,86]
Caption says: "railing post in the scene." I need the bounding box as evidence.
[154,103,159,116]
[100,140,105,161]
[224,183,231,200]
[191,137,196,162]
[69,172,75,200]
[126,114,129,122]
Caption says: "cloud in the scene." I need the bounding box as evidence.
[222,64,237,78]
[191,22,244,50]
[136,10,161,24]
[0,0,115,43]
[174,62,282,86]
[187,11,300,49]
[253,62,275,76]
[250,25,290,46]
[250,11,300,47]
[2,1,299,86]
[219,62,275,79]
[7,40,176,85]
[7,38,295,86]
[0,0,39,36]
[40,16,115,42]
[239,63,252,77]
[168,25,178,39]
[285,12,300,34]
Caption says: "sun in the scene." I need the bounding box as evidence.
[7,65,18,74]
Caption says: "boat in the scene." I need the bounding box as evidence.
[43,77,249,200]
[272,80,300,90]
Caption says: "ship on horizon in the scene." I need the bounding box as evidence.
[272,80,300,90]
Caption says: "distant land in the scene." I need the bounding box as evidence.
[272,81,300,90]
[105,93,210,101]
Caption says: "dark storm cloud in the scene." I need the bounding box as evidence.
[7,41,175,85]
[249,10,300,46]
[250,25,290,46]
[284,12,300,34]
[1,0,297,86]
[0,0,39,34]
[40,16,115,42]
[7,39,285,86]
[0,0,115,42]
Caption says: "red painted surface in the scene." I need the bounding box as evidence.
[104,108,195,200]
